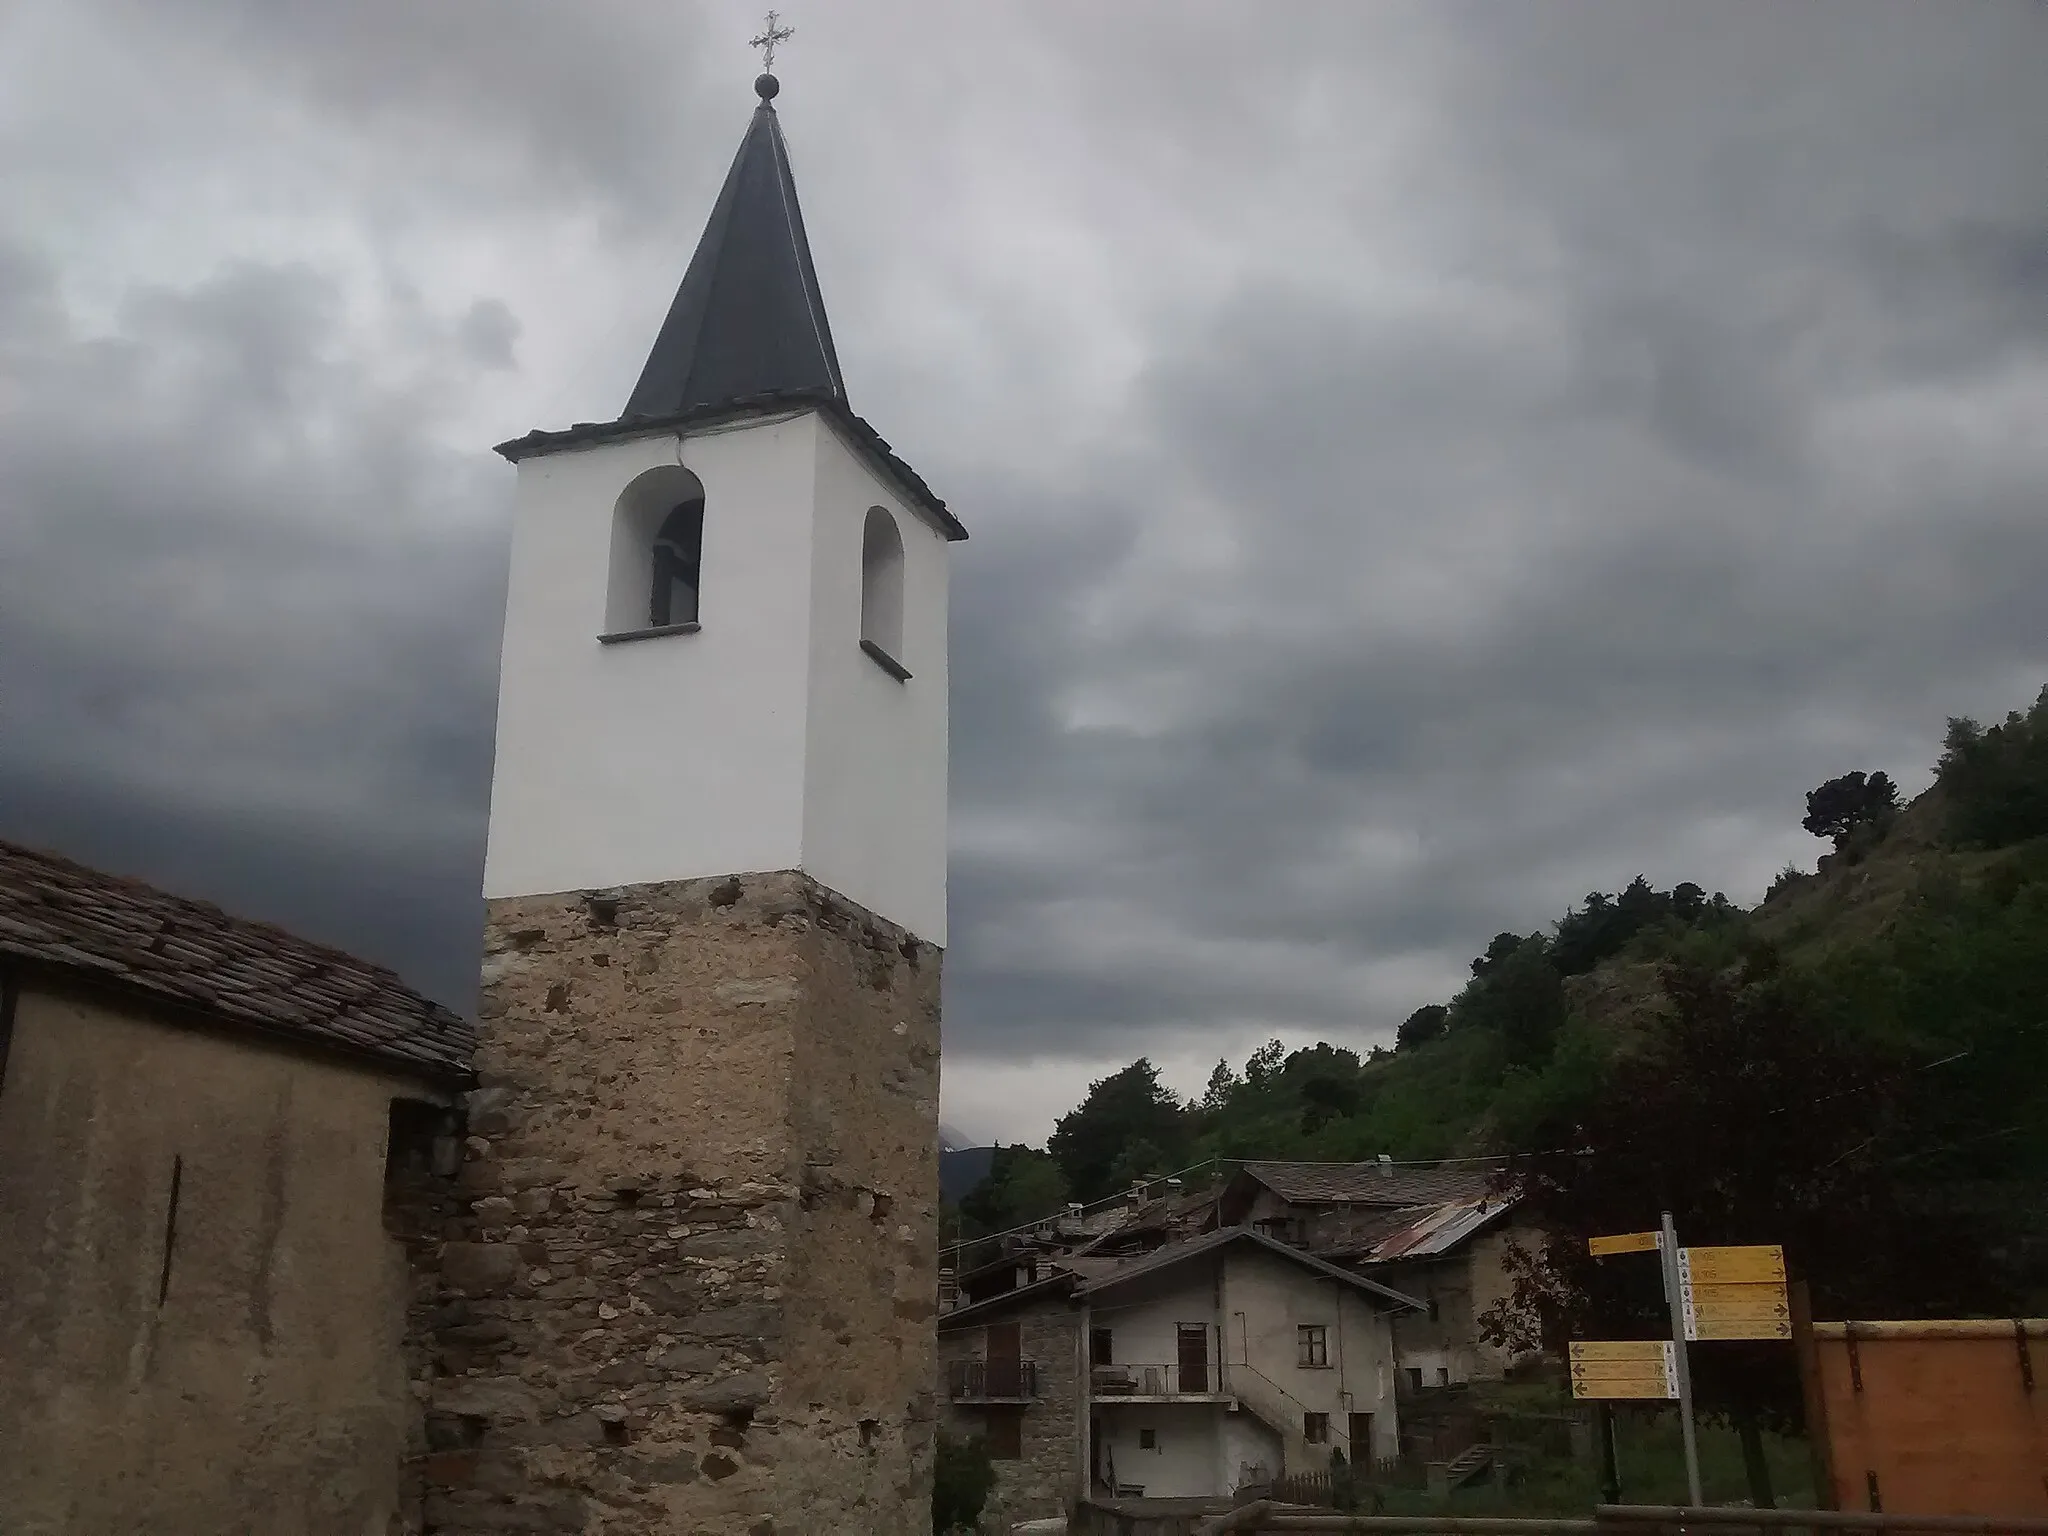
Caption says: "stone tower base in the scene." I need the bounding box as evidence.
[405,871,941,1535]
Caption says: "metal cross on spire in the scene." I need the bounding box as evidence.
[749,10,793,74]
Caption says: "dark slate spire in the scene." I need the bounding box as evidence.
[622,73,846,420]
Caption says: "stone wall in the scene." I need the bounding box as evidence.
[937,1304,1082,1530]
[414,870,940,1535]
[0,983,445,1536]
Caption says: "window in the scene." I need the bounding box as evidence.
[1090,1327,1114,1367]
[1406,1367,1424,1391]
[1297,1325,1329,1369]
[859,505,908,677]
[985,1407,1023,1461]
[1303,1413,1330,1445]
[604,464,707,640]
[1436,1367,1451,1386]
[1427,1293,1440,1323]
[1139,1428,1157,1451]
[650,501,703,627]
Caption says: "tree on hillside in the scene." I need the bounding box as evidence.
[1396,1003,1448,1050]
[1470,931,1531,980]
[1284,1044,1364,1131]
[959,1145,1070,1235]
[1047,1059,1189,1204]
[1243,1038,1285,1087]
[1201,1059,1239,1110]
[1939,686,2048,848]
[1802,770,1901,850]
[1456,936,1566,1066]
[1481,960,2002,1505]
[1549,878,1735,977]
[1106,1137,1170,1192]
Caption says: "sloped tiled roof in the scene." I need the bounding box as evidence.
[1238,1160,1498,1208]
[0,838,476,1086]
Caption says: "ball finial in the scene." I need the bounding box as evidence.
[755,72,780,101]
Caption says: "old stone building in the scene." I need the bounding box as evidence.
[0,837,475,1535]
[415,63,962,1536]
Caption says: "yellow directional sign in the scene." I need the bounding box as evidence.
[1568,1340,1677,1400]
[1571,1340,1671,1362]
[1687,1283,1792,1322]
[1680,1245,1785,1285]
[1588,1231,1661,1257]
[1678,1249,1792,1341]
[1689,1313,1793,1341]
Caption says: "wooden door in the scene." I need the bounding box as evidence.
[1177,1323,1210,1394]
[1349,1412,1375,1464]
[986,1321,1023,1398]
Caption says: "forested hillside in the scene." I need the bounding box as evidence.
[959,685,2048,1317]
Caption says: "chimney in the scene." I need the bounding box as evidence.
[1377,1154,1393,1180]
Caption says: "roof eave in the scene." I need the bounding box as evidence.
[492,393,966,542]
[937,1273,1077,1330]
[0,950,477,1093]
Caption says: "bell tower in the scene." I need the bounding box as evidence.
[420,67,960,1536]
[483,67,960,946]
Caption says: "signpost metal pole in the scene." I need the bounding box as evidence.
[1661,1209,1705,1505]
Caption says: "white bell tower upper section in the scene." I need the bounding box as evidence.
[480,73,963,945]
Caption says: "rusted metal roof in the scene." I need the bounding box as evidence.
[1350,1195,1516,1264]
[0,837,476,1086]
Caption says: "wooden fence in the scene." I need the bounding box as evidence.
[1198,1504,2048,1534]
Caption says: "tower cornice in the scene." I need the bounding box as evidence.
[492,388,967,543]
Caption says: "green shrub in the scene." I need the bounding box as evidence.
[932,1432,995,1534]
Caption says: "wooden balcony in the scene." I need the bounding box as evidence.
[1089,1361,1233,1402]
[948,1358,1040,1403]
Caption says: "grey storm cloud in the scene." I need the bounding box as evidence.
[3,0,2046,1141]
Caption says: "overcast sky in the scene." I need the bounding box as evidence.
[5,1,2046,1145]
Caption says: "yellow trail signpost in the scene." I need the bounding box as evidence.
[1678,1245,1792,1340]
[1579,1228,1798,1500]
[1568,1340,1677,1400]
[1681,1244,1785,1285]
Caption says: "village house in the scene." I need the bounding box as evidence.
[1217,1161,1537,1391]
[0,837,476,1534]
[937,1226,1424,1529]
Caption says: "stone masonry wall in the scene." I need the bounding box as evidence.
[937,1306,1081,1531]
[409,871,940,1536]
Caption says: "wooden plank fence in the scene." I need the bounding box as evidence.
[1199,1504,2048,1534]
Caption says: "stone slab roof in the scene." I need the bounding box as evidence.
[1236,1160,1498,1208]
[0,837,476,1087]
